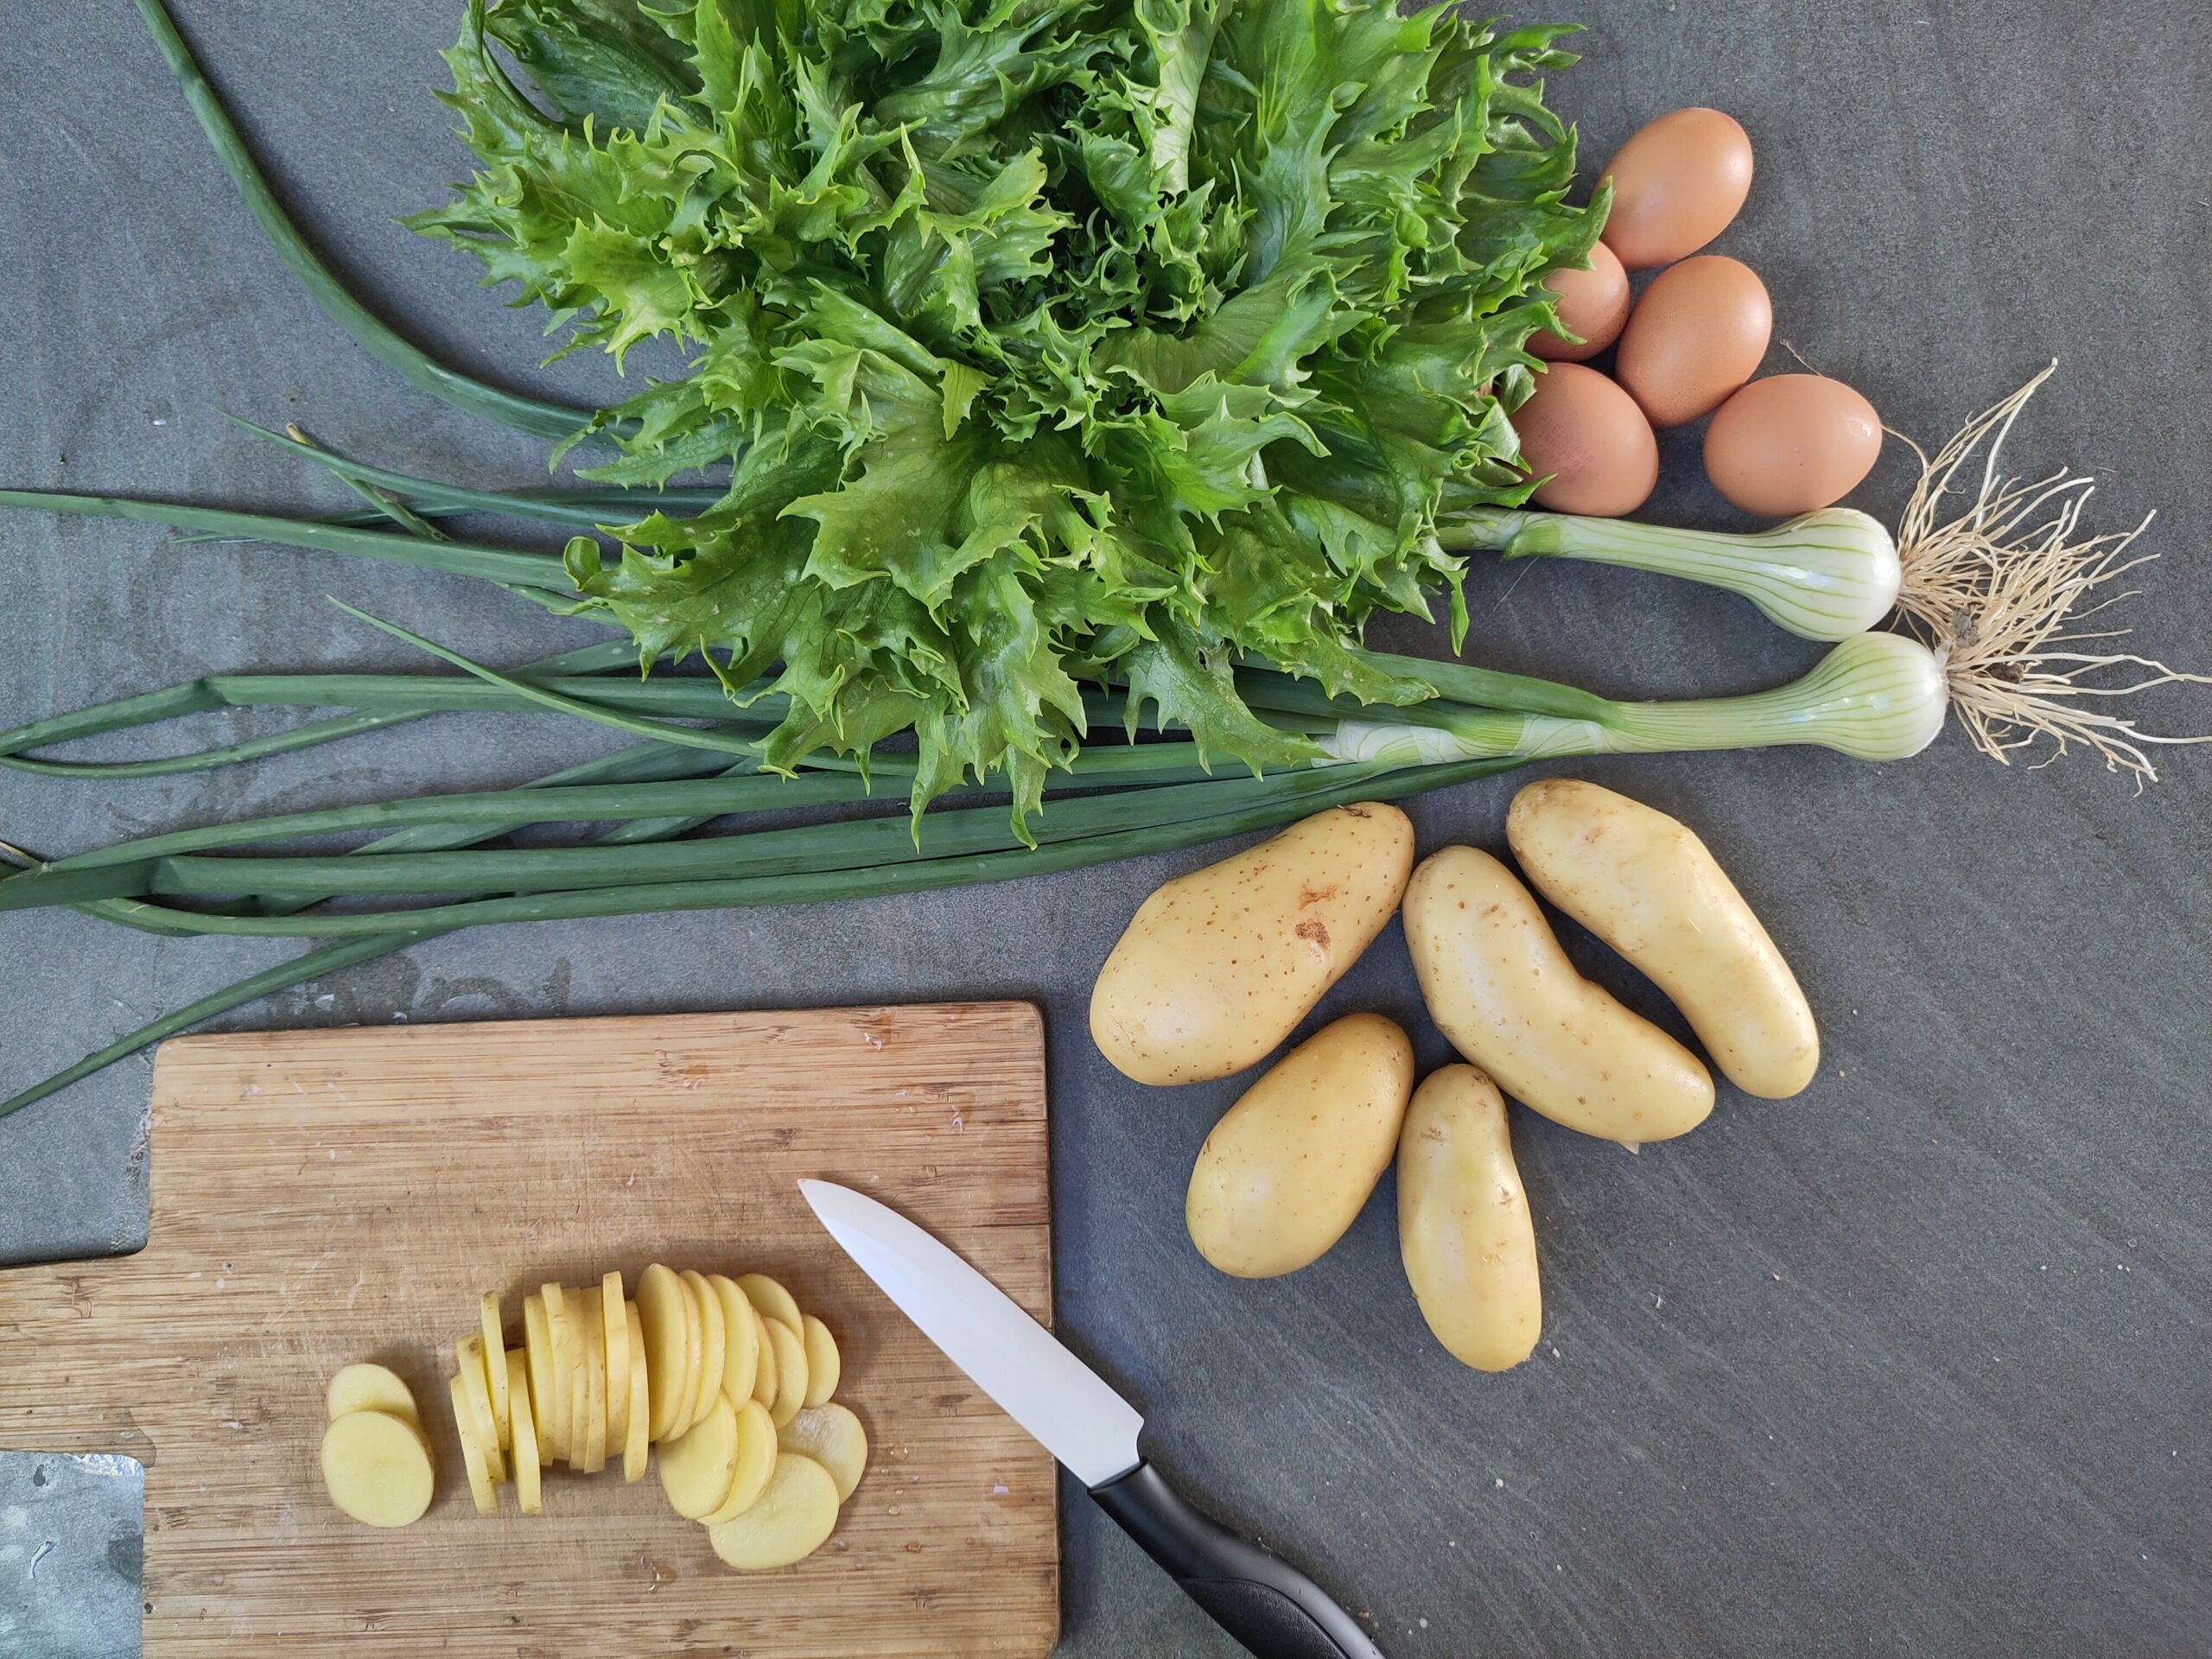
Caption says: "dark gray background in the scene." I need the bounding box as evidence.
[2,3,2206,1655]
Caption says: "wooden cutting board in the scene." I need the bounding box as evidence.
[0,1002,1058,1657]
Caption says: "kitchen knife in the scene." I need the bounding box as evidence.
[799,1179,1387,1659]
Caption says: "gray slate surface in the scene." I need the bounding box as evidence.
[2,3,2207,1656]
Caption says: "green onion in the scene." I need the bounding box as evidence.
[130,0,599,442]
[1445,506,1903,641]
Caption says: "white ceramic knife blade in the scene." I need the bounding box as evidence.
[798,1179,1143,1487]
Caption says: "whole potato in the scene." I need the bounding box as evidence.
[1397,1065,1541,1372]
[1185,1013,1415,1279]
[1402,846,1713,1143]
[1091,804,1415,1085]
[1507,779,1818,1098]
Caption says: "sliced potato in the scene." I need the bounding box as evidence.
[454,1333,506,1484]
[479,1294,511,1452]
[658,1395,741,1521]
[699,1398,779,1525]
[636,1265,688,1442]
[505,1349,542,1516]
[622,1300,651,1484]
[574,1290,608,1475]
[325,1363,419,1431]
[682,1270,727,1436]
[601,1271,632,1449]
[542,1282,580,1460]
[764,1317,809,1428]
[448,1375,498,1516]
[668,1270,707,1440]
[321,1408,434,1528]
[748,1296,779,1412]
[799,1316,840,1408]
[778,1403,866,1502]
[709,1274,760,1408]
[522,1292,562,1465]
[739,1273,804,1338]
[706,1454,839,1570]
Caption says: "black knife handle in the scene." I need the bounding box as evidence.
[1090,1460,1387,1659]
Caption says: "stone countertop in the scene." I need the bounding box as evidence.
[2,3,2206,1655]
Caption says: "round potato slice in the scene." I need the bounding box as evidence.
[448,1375,498,1516]
[749,1297,780,1412]
[479,1294,510,1451]
[542,1283,580,1461]
[699,1399,779,1525]
[668,1270,706,1440]
[658,1395,741,1521]
[505,1349,542,1516]
[325,1363,420,1432]
[709,1274,760,1408]
[635,1265,689,1442]
[601,1272,632,1449]
[321,1408,434,1528]
[682,1270,727,1436]
[738,1273,804,1338]
[799,1316,840,1408]
[522,1293,562,1465]
[574,1291,608,1475]
[622,1300,651,1484]
[454,1333,506,1484]
[764,1318,809,1429]
[778,1404,866,1502]
[707,1454,839,1570]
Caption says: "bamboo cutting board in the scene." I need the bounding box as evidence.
[0,1003,1058,1656]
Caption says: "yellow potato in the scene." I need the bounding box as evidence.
[799,1315,840,1408]
[324,1363,419,1431]
[1506,779,1819,1098]
[478,1294,511,1451]
[1402,847,1714,1143]
[765,1318,809,1428]
[700,1398,779,1524]
[737,1273,804,1338]
[709,1274,760,1407]
[542,1282,580,1460]
[1185,1013,1414,1278]
[573,1292,608,1474]
[522,1293,562,1465]
[454,1333,506,1484]
[321,1408,434,1528]
[670,1271,707,1438]
[505,1349,543,1516]
[1090,802,1417,1084]
[636,1264,689,1442]
[683,1270,728,1436]
[778,1403,867,1502]
[1395,1066,1542,1372]
[749,1297,780,1412]
[448,1375,498,1516]
[658,1395,740,1521]
[622,1300,651,1484]
[706,1454,840,1570]
[601,1272,632,1450]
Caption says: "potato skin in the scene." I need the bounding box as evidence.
[1507,779,1818,1099]
[1185,1013,1415,1278]
[1396,1065,1541,1371]
[1090,803,1416,1084]
[1402,846,1713,1142]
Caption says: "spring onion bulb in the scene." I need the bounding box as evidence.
[1445,505,1902,640]
[1321,633,1948,769]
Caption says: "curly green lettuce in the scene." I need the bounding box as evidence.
[408,0,1605,829]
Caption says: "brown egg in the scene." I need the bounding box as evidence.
[1599,108,1754,270]
[1528,241,1630,363]
[1703,375,1883,517]
[1510,363,1659,518]
[1613,256,1772,427]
